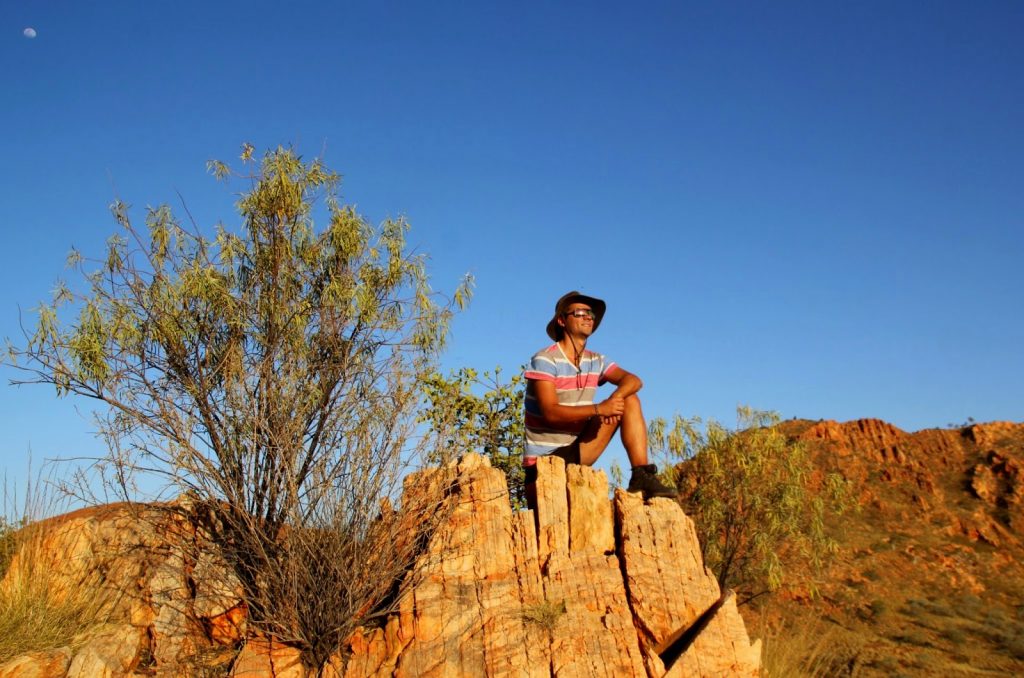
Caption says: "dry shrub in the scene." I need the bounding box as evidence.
[521,599,567,633]
[194,461,458,670]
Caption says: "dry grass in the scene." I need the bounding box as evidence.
[758,610,861,677]
[0,472,113,665]
[0,519,111,663]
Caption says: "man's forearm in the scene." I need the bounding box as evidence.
[610,374,643,399]
[542,402,602,426]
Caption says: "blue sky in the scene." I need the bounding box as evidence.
[1,1,1021,493]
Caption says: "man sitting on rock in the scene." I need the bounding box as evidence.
[523,290,675,505]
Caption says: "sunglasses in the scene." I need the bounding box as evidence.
[564,309,596,319]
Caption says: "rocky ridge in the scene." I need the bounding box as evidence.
[791,418,1024,544]
[764,418,1024,676]
[0,454,760,677]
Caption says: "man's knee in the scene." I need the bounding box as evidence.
[624,393,644,414]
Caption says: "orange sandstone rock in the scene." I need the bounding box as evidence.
[0,454,761,677]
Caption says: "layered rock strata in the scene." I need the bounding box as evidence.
[343,454,761,677]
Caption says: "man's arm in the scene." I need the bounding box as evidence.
[597,367,642,423]
[530,379,626,425]
[603,366,642,399]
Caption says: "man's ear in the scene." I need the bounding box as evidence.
[557,316,566,330]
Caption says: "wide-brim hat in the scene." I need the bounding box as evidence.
[546,290,606,341]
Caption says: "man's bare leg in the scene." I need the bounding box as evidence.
[619,394,649,467]
[620,395,676,498]
[570,394,647,466]
[576,415,620,466]
[527,395,670,507]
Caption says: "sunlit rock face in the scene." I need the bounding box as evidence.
[0,454,760,677]
[346,454,760,678]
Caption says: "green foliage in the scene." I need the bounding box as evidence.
[649,406,849,603]
[609,461,624,490]
[420,367,526,507]
[6,145,471,668]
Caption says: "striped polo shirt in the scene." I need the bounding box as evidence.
[523,344,617,457]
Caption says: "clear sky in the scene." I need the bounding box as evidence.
[1,1,1021,494]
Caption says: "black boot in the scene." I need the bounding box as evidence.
[627,464,676,499]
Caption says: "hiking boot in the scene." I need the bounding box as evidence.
[627,464,676,500]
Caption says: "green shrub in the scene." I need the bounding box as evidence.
[0,518,19,578]
[893,630,932,648]
[5,147,470,670]
[1001,631,1024,660]
[649,407,851,602]
[420,367,526,507]
[869,655,900,673]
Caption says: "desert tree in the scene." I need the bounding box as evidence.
[5,145,472,668]
[649,406,849,604]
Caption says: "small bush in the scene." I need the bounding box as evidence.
[941,626,966,645]
[982,607,1013,629]
[0,518,20,578]
[649,408,851,601]
[956,593,984,619]
[869,655,900,673]
[1001,631,1024,661]
[901,598,931,621]
[893,630,932,648]
[521,599,566,633]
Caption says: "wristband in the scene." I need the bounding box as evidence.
[593,404,599,416]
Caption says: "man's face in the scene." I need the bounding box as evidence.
[561,303,595,336]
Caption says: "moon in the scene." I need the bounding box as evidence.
[23,27,37,39]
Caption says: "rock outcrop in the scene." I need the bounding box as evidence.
[793,418,1024,544]
[0,455,761,677]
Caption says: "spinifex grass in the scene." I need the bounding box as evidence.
[0,520,111,663]
[757,610,861,677]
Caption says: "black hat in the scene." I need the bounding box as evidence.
[546,290,606,341]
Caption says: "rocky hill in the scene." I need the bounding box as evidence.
[760,419,1024,676]
[0,455,760,677]
[6,417,1018,677]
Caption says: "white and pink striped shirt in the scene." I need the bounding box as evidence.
[523,344,617,457]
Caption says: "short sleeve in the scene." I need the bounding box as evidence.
[524,350,558,382]
[598,357,618,385]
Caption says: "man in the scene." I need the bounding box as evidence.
[523,290,675,502]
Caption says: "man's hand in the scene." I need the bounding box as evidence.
[596,395,625,424]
